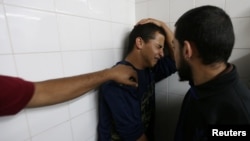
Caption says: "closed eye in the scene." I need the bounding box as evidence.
[158,45,164,49]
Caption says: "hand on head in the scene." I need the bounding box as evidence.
[136,18,175,61]
[136,18,164,27]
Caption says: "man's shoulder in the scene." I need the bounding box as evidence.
[100,80,137,95]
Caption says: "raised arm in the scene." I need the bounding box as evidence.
[27,64,138,108]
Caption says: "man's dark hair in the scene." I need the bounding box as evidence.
[175,5,235,64]
[125,23,167,55]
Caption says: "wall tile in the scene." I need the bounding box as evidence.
[229,49,250,78]
[69,91,97,118]
[0,112,30,141]
[135,2,148,21]
[3,0,55,11]
[92,49,114,71]
[232,18,250,49]
[62,51,93,77]
[110,0,129,23]
[32,122,73,141]
[165,94,184,141]
[0,55,17,76]
[156,72,188,96]
[87,135,97,141]
[0,4,11,54]
[170,0,194,22]
[195,0,225,9]
[58,0,113,20]
[5,6,60,53]
[58,15,91,51]
[88,0,111,21]
[55,0,90,17]
[148,0,170,23]
[135,0,147,3]
[14,53,63,81]
[113,48,124,64]
[156,78,169,94]
[25,103,69,136]
[71,109,98,141]
[111,23,131,49]
[168,73,189,96]
[226,0,250,18]
[90,20,112,49]
[128,1,136,24]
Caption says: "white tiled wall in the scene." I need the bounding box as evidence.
[136,0,250,140]
[1,0,249,140]
[0,0,135,141]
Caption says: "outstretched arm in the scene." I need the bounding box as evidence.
[27,64,138,108]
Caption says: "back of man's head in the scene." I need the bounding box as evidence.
[175,5,235,65]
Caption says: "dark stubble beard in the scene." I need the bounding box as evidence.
[178,54,193,82]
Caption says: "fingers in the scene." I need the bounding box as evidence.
[118,72,138,87]
[136,18,150,25]
[126,79,138,87]
[113,64,138,87]
[125,67,138,87]
[136,18,162,27]
[136,18,153,25]
[127,67,138,87]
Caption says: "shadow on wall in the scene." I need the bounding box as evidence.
[155,93,184,141]
[230,10,250,86]
[121,31,131,60]
[230,53,250,87]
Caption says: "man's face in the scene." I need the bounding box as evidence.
[140,32,165,68]
[173,38,192,81]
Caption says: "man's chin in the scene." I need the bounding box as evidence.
[151,62,158,68]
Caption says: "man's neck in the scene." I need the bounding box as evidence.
[192,62,227,86]
[125,53,145,70]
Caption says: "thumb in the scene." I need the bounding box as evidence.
[125,80,138,87]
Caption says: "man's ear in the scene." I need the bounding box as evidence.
[183,40,193,60]
[135,37,144,49]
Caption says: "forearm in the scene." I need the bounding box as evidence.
[27,69,114,107]
[137,134,148,141]
[161,23,175,60]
